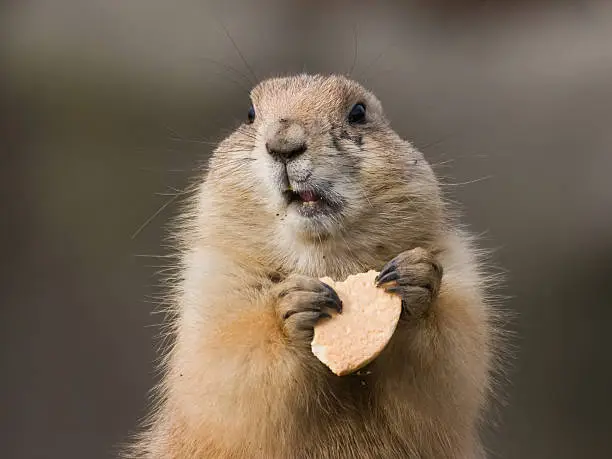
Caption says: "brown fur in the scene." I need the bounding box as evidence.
[125,74,504,458]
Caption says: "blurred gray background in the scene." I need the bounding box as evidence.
[2,0,612,458]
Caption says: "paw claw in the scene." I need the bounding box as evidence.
[376,248,443,318]
[321,281,343,313]
[376,260,397,283]
[376,270,399,286]
[384,285,401,295]
[275,275,343,340]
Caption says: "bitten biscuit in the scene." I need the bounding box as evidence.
[312,270,402,376]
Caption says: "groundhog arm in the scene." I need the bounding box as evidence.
[150,253,340,456]
[374,244,492,454]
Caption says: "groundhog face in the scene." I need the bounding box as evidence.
[217,74,439,241]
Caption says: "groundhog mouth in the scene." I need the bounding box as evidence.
[283,187,339,217]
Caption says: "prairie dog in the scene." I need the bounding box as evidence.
[127,74,500,458]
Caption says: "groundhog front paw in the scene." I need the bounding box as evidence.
[273,274,342,341]
[375,247,443,318]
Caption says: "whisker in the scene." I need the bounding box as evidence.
[199,57,253,88]
[440,175,493,187]
[130,191,186,240]
[219,21,258,84]
[430,159,455,169]
[348,23,359,77]
[168,136,218,146]
[358,41,399,83]
[207,68,251,95]
[416,132,458,150]
[154,192,181,197]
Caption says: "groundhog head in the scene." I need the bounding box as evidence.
[209,74,443,247]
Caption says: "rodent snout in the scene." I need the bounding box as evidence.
[265,119,307,162]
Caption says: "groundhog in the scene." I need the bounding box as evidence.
[125,74,502,458]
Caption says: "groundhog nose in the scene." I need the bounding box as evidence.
[265,120,308,161]
[266,141,307,161]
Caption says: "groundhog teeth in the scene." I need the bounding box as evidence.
[311,270,402,376]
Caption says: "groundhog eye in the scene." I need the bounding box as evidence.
[348,103,366,124]
[247,105,256,124]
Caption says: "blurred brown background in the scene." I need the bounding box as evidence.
[2,1,612,458]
